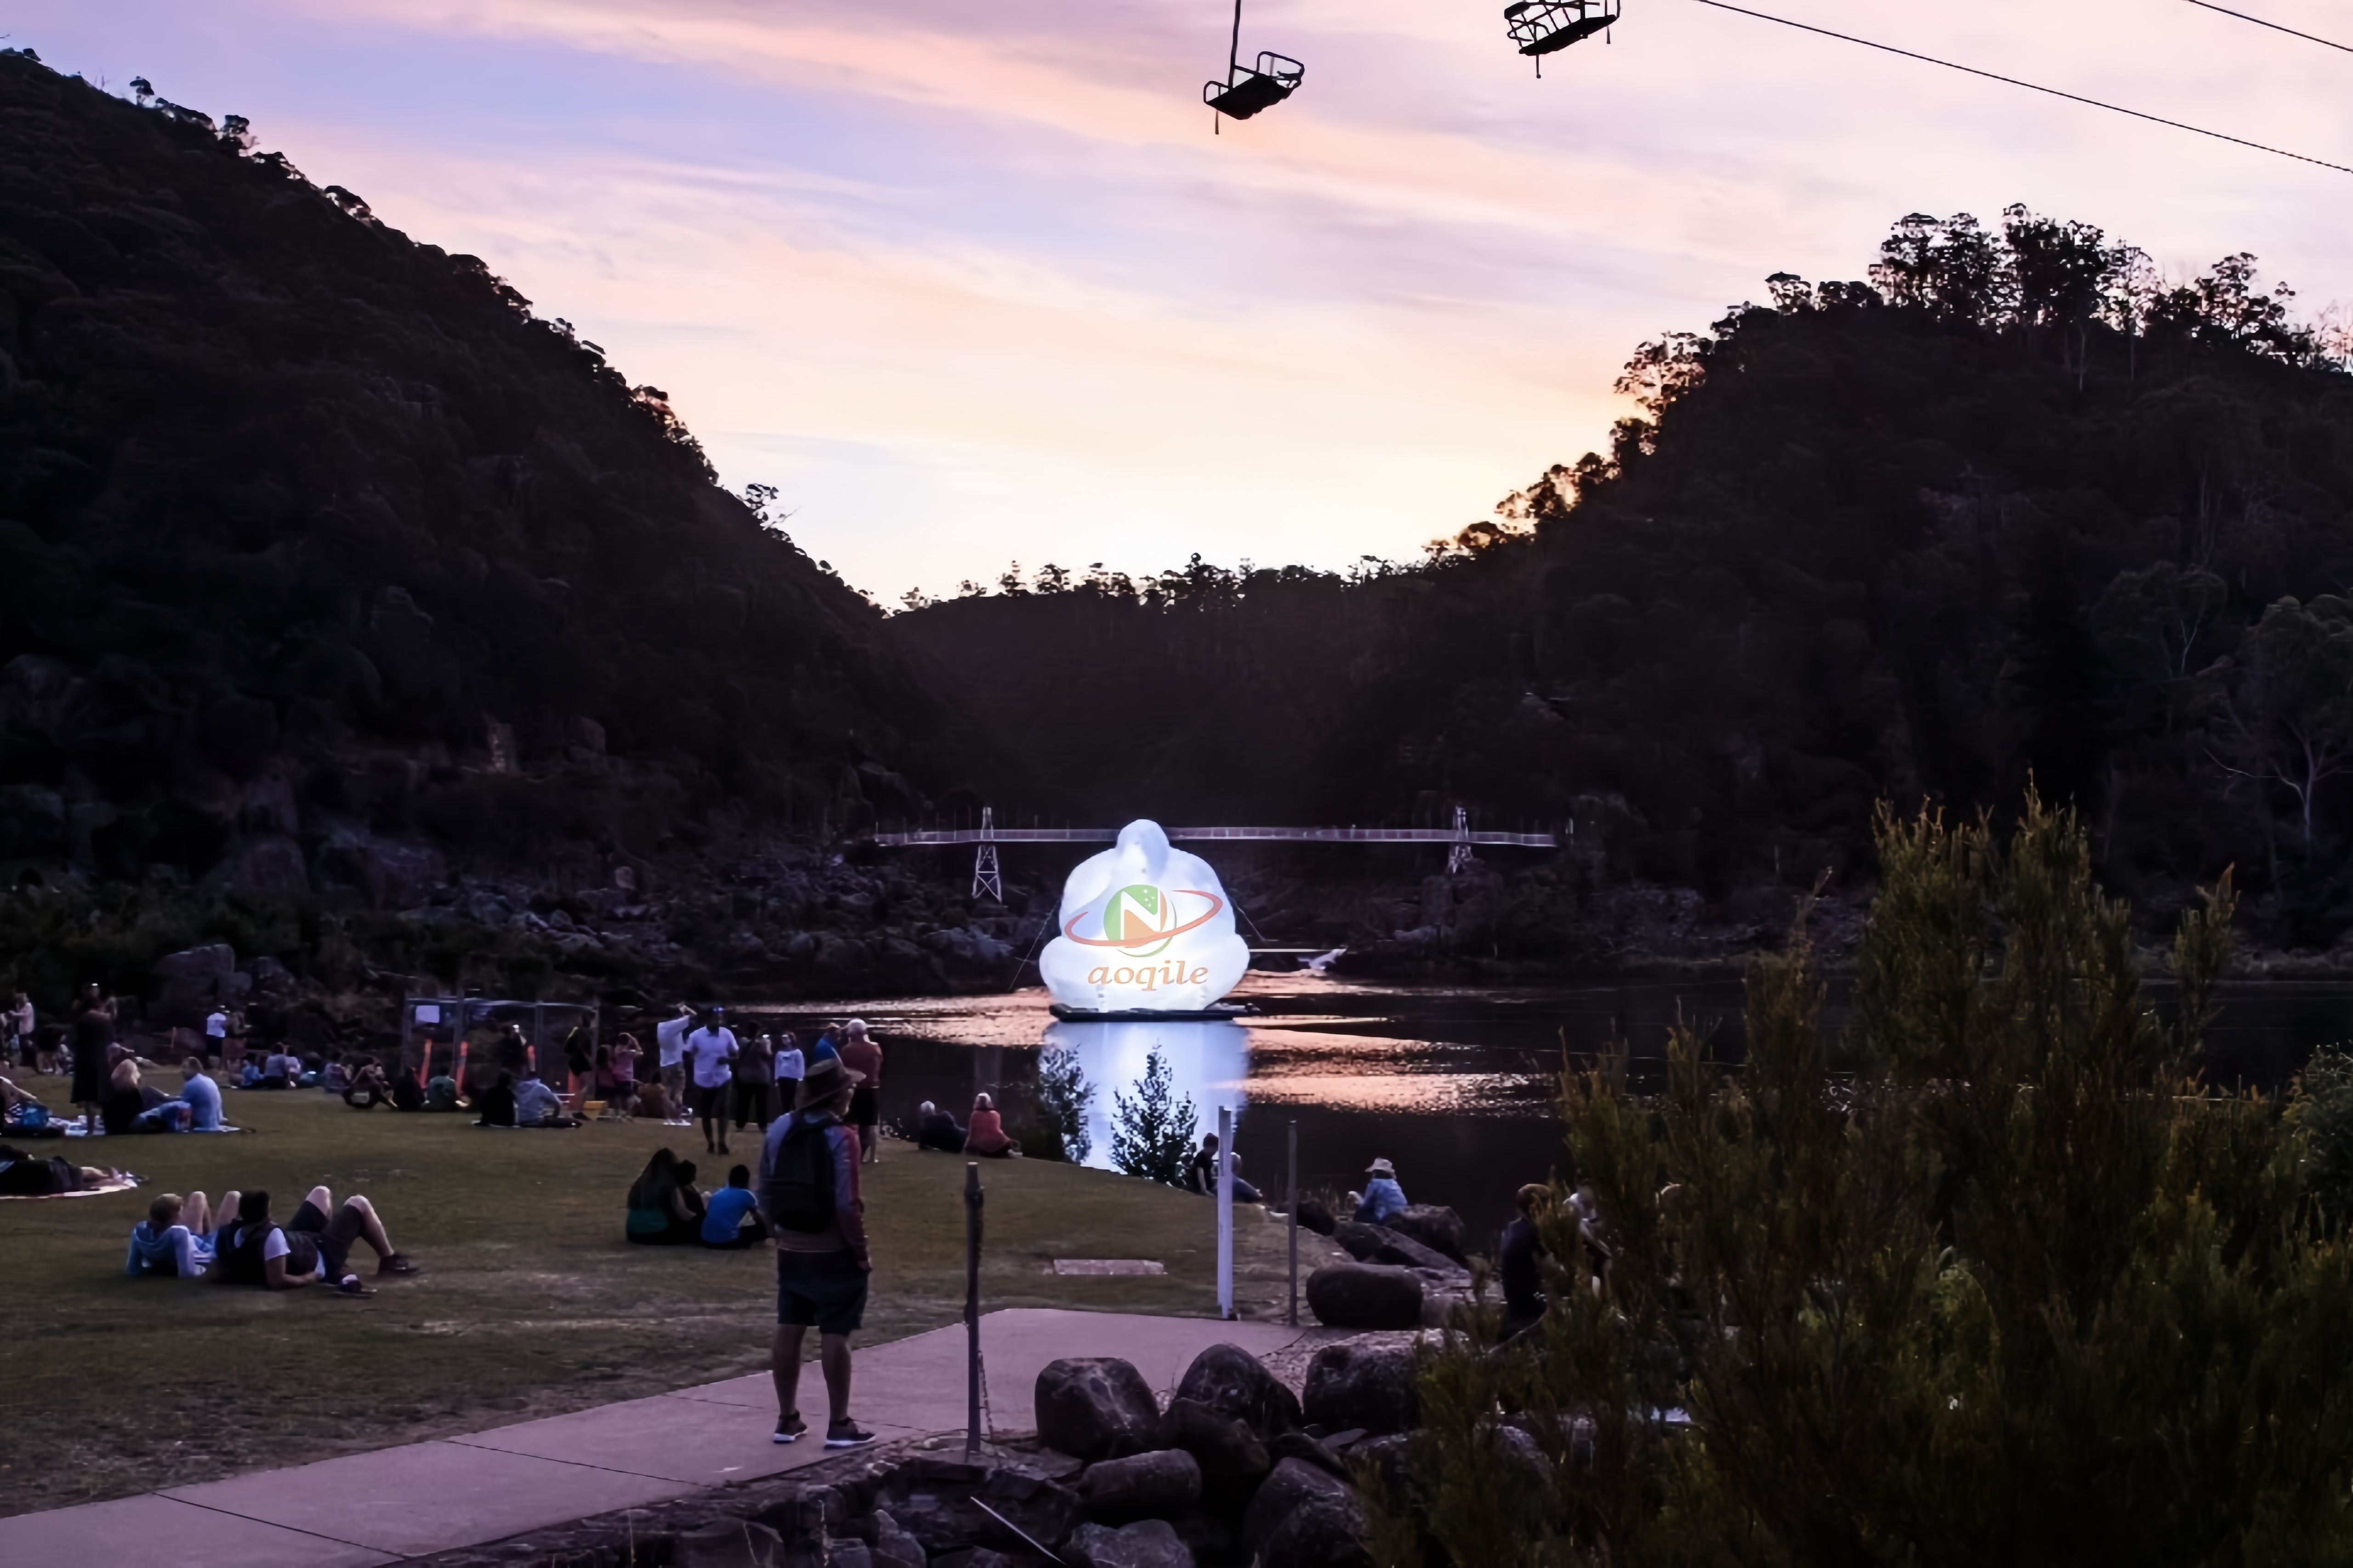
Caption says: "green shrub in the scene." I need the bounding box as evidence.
[1392,795,2353,1565]
[1110,1047,1194,1185]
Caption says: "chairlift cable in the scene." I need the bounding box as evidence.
[1687,0,2353,176]
[2182,0,2353,57]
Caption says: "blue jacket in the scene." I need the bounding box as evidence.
[1355,1177,1408,1224]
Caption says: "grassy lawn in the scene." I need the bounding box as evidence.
[0,1073,1309,1516]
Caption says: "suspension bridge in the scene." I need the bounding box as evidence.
[874,806,1563,899]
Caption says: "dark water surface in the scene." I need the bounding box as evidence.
[742,972,2351,1242]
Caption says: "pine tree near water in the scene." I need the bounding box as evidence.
[1110,1048,1195,1185]
[1381,795,2353,1566]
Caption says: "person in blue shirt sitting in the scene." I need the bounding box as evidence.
[178,1058,225,1130]
[700,1163,770,1249]
[1354,1157,1409,1224]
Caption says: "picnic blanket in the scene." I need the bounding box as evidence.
[0,1173,141,1200]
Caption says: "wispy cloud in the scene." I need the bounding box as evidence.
[22,0,2353,595]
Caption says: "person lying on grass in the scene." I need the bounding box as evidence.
[0,1143,115,1194]
[126,1190,223,1277]
[700,1164,770,1249]
[218,1186,421,1293]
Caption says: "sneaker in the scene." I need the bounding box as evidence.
[773,1411,808,1444]
[824,1420,875,1449]
[376,1253,421,1277]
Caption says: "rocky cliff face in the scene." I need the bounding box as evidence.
[0,52,976,914]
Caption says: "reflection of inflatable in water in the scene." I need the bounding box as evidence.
[1039,821,1251,1013]
[1043,1018,1249,1173]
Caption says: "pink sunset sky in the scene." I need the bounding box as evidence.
[15,0,2353,599]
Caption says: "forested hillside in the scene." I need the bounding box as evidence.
[0,51,971,898]
[898,208,2353,951]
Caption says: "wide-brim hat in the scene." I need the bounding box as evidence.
[1365,1158,1397,1179]
[794,1055,865,1110]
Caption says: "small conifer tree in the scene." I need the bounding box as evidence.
[1035,1045,1093,1164]
[1110,1047,1195,1185]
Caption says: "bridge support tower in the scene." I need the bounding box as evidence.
[972,807,1003,902]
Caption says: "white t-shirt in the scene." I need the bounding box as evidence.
[775,1045,805,1082]
[205,1011,227,1039]
[655,1015,693,1068]
[684,1027,738,1089]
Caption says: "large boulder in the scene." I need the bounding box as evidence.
[1334,1222,1463,1277]
[1303,1342,1420,1437]
[1065,1518,1196,1568]
[1239,1458,1355,1565]
[1038,1358,1162,1461]
[1387,1205,1469,1265]
[869,1509,927,1568]
[873,1457,1081,1557]
[1154,1398,1273,1507]
[675,1517,784,1568]
[1081,1449,1202,1523]
[1306,1262,1422,1330]
[1293,1196,1335,1236]
[1263,1488,1372,1568]
[1173,1344,1302,1441]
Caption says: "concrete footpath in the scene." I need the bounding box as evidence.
[1,1309,1308,1568]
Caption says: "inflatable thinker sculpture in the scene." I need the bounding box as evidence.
[1039,820,1252,1017]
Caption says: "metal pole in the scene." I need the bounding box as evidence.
[1286,1119,1298,1327]
[965,1161,983,1455]
[1217,1106,1235,1321]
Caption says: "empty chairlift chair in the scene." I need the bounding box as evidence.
[1203,0,1302,125]
[1205,50,1305,119]
[1504,0,1619,71]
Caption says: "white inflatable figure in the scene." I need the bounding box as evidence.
[1039,819,1252,1012]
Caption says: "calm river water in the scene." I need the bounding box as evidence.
[745,971,2352,1240]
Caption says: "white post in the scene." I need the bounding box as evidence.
[1216,1105,1235,1320]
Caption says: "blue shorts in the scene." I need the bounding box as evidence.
[775,1249,867,1335]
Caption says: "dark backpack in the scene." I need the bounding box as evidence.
[765,1115,837,1233]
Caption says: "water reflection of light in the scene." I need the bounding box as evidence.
[1041,1018,1249,1173]
[1240,1071,1546,1114]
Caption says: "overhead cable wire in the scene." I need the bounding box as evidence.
[1686,0,2353,176]
[2183,0,2353,56]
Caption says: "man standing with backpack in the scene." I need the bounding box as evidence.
[757,1054,875,1449]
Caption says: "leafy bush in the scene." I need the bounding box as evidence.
[1110,1047,1194,1185]
[1388,796,2353,1564]
[1031,1045,1094,1164]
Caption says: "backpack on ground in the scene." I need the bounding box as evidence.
[765,1115,837,1233]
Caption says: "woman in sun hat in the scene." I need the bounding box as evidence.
[1354,1157,1408,1224]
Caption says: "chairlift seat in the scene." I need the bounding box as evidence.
[1505,0,1614,56]
[1205,51,1304,119]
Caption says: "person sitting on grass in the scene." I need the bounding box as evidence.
[625,1148,705,1244]
[962,1092,1017,1158]
[102,1051,149,1134]
[477,1070,518,1128]
[914,1100,966,1153]
[422,1071,459,1111]
[633,1079,676,1123]
[0,1143,112,1195]
[344,1059,393,1110]
[125,1191,222,1277]
[218,1186,420,1293]
[320,1057,350,1096]
[179,1058,224,1131]
[513,1068,576,1128]
[1188,1132,1262,1202]
[1,1073,47,1125]
[701,1164,771,1249]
